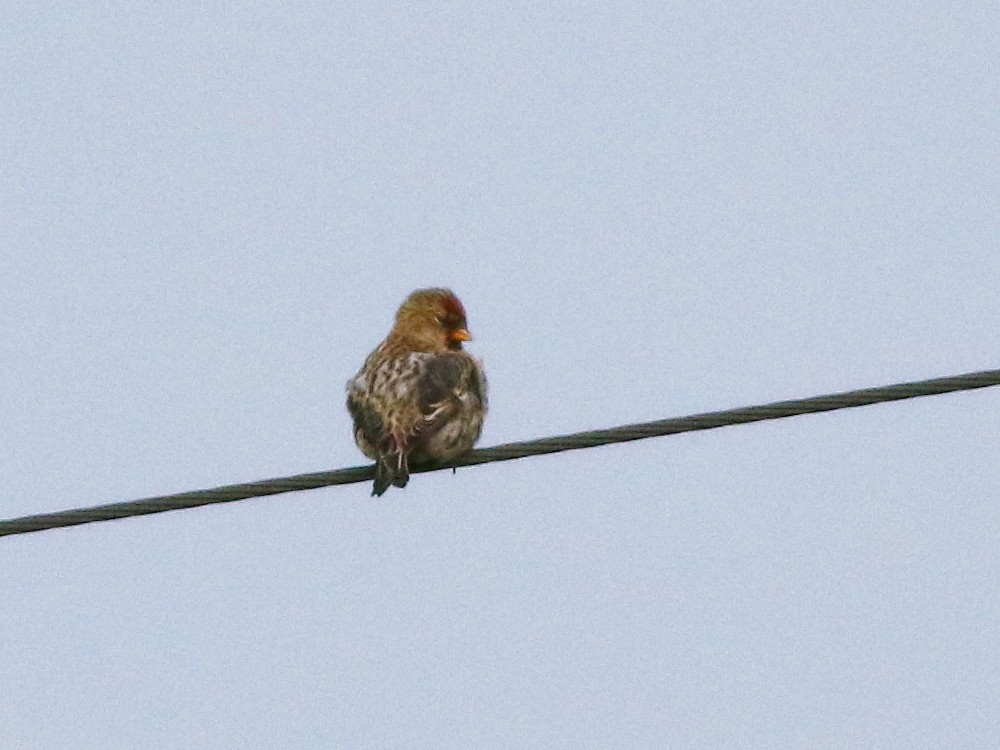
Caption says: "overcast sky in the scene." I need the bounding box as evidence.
[2,2,999,748]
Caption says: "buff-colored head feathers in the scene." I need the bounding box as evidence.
[389,288,472,353]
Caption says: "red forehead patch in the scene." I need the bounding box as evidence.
[441,294,466,319]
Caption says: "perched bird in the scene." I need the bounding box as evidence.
[347,288,488,496]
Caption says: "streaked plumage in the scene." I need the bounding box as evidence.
[347,288,488,496]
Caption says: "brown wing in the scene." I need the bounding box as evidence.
[414,353,486,442]
[346,390,388,455]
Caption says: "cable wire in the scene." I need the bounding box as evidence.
[2,367,998,538]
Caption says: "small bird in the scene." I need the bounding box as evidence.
[347,288,488,496]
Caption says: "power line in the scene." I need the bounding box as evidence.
[2,368,998,539]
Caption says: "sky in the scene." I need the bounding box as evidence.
[2,2,999,747]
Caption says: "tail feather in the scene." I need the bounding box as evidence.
[372,451,410,497]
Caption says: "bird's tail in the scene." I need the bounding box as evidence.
[372,450,410,497]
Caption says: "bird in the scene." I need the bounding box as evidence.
[346,288,488,496]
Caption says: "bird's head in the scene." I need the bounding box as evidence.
[390,288,473,352]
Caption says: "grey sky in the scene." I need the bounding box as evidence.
[2,2,999,748]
